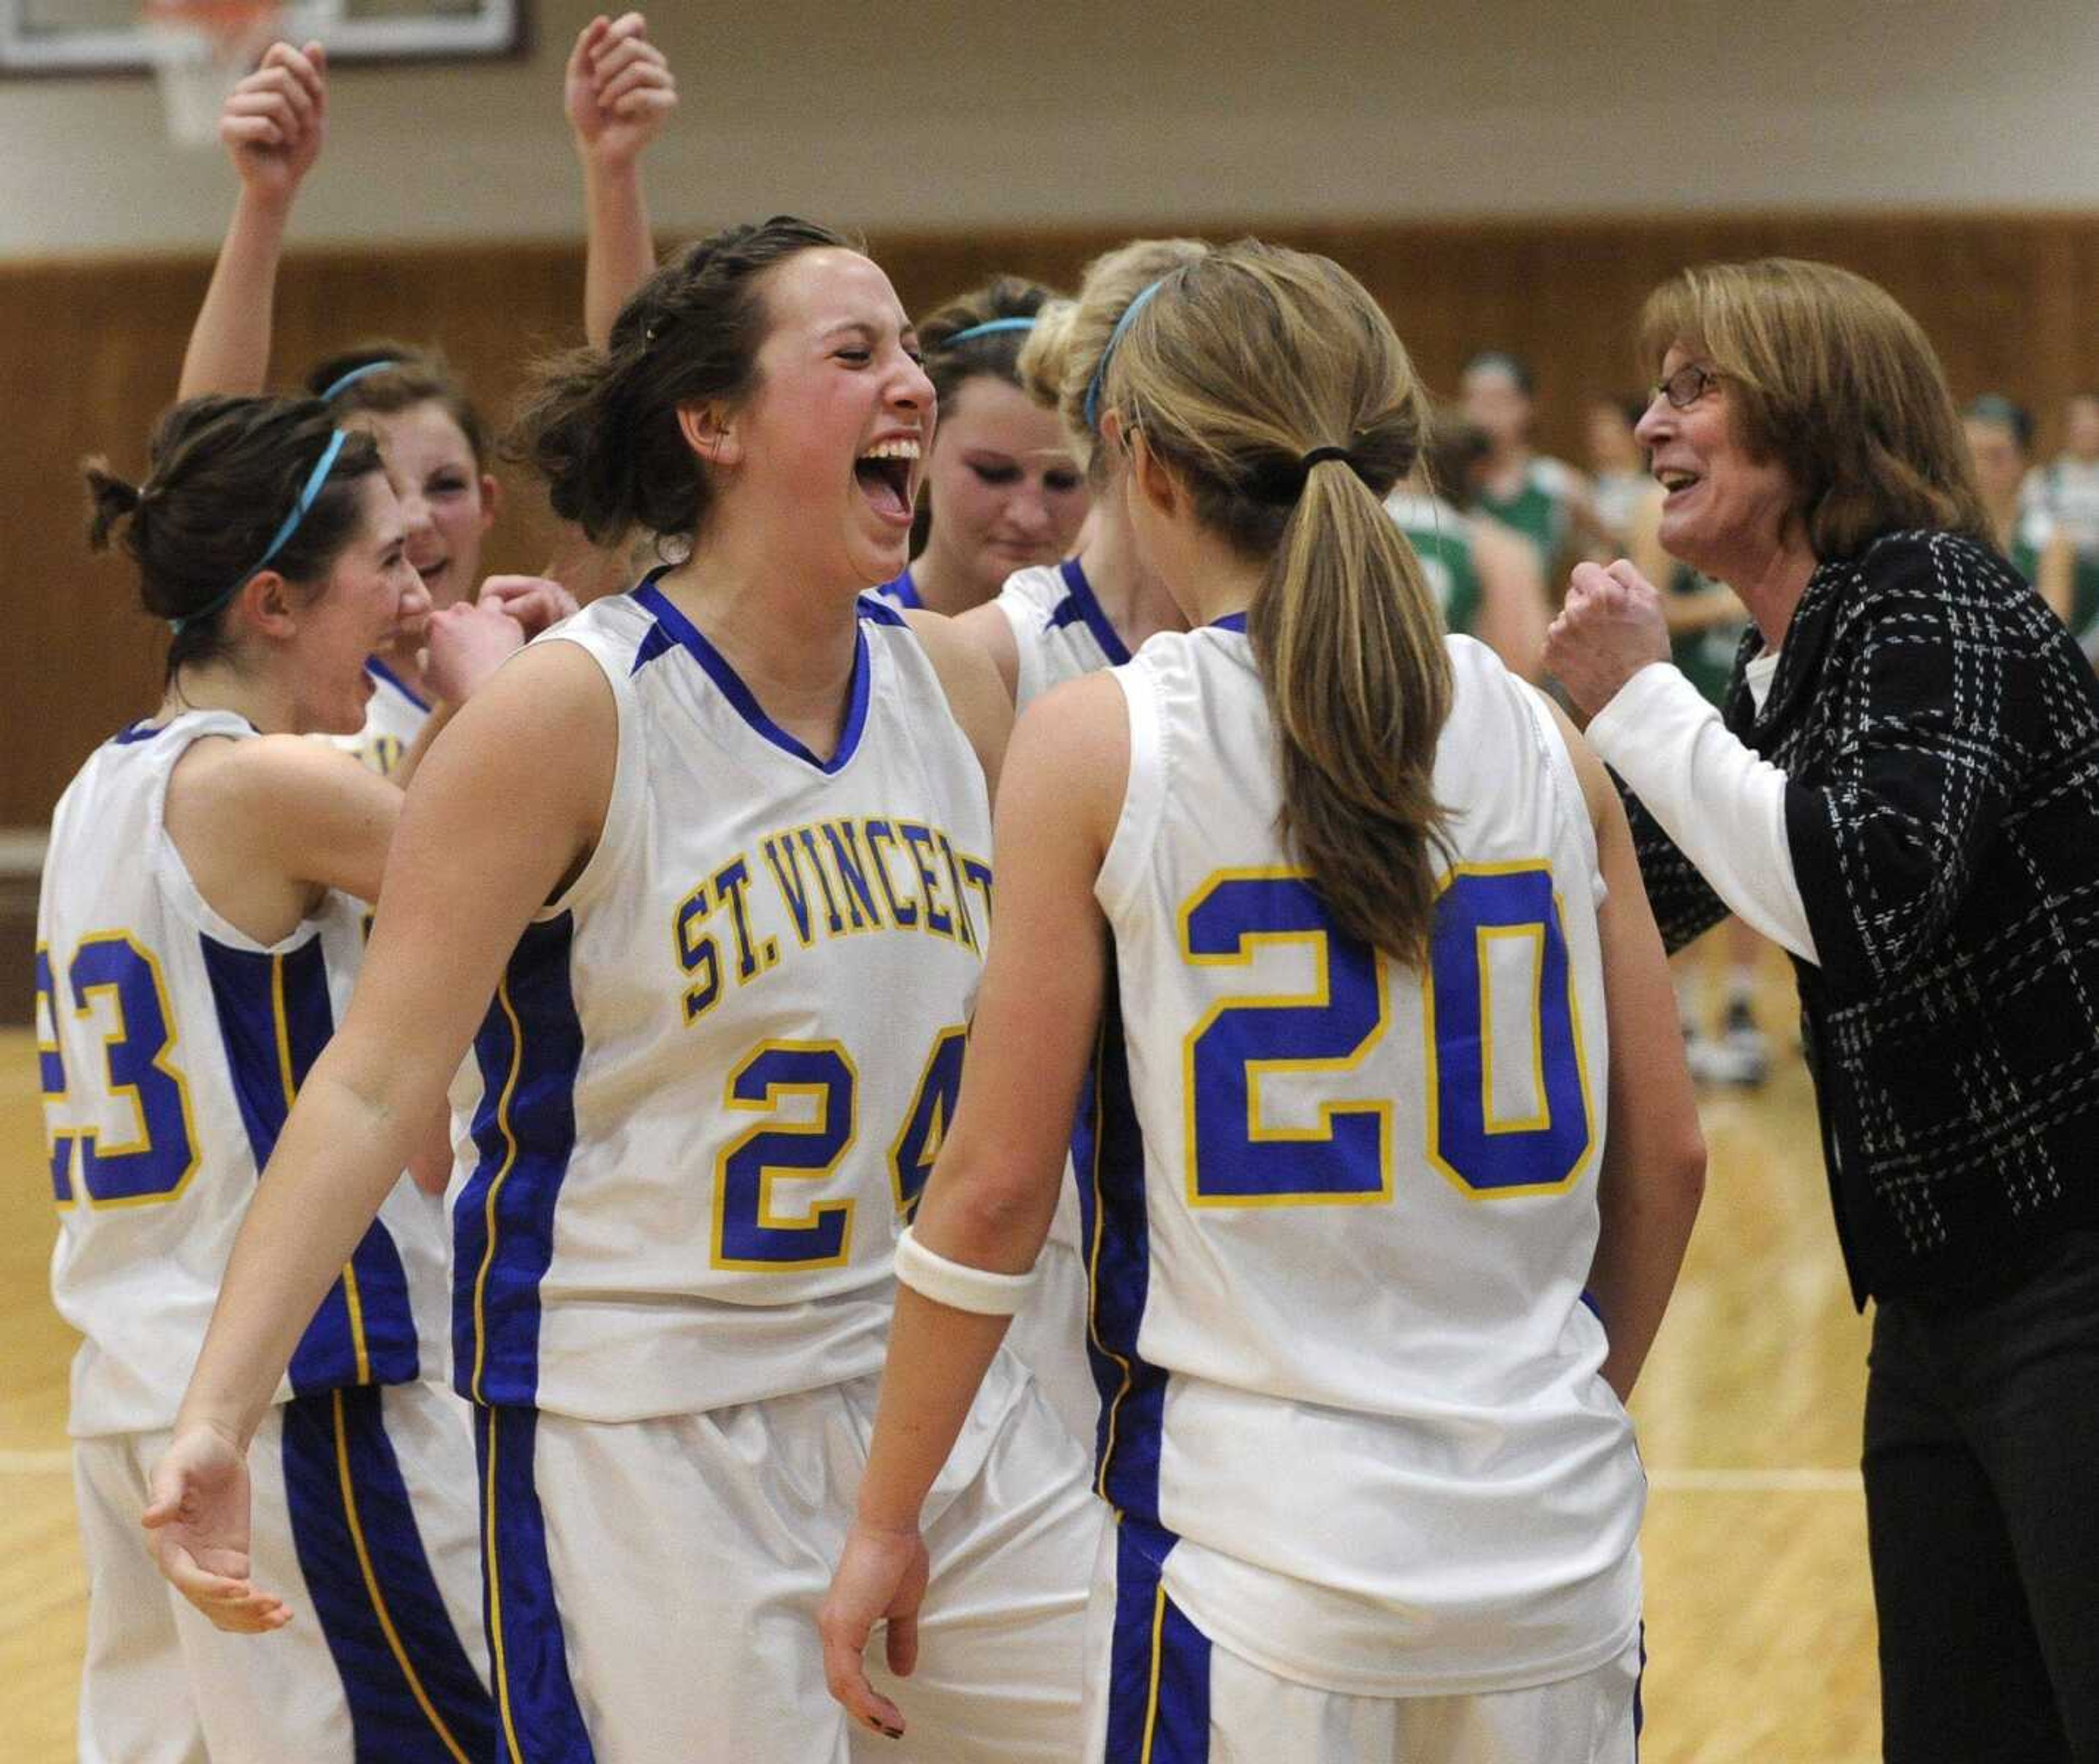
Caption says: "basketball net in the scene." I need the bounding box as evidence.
[140,0,286,148]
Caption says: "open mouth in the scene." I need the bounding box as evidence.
[1656,468,1701,497]
[854,438,920,523]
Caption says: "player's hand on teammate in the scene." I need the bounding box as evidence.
[142,1423,291,1633]
[818,1519,930,1740]
[1545,558,1672,716]
[219,39,328,206]
[565,13,678,171]
[479,572,581,638]
[422,595,529,704]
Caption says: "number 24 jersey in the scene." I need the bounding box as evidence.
[450,582,994,1421]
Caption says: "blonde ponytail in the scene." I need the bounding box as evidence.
[1098,241,1453,960]
[1253,458,1451,960]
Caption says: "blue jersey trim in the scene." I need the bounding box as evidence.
[880,566,922,609]
[199,933,419,1392]
[1209,611,1248,633]
[366,656,433,714]
[476,1404,597,1762]
[1046,557,1133,665]
[281,1388,498,1763]
[1074,965,1169,1513]
[114,716,262,745]
[857,591,910,628]
[631,576,875,775]
[1105,1518,1211,1763]
[454,914,584,1408]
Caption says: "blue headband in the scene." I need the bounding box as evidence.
[942,317,1036,347]
[171,429,350,635]
[1083,278,1167,433]
[317,359,400,402]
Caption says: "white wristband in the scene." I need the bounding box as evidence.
[893,1224,1038,1316]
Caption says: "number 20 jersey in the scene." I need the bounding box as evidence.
[1083,623,1642,1697]
[38,712,450,1438]
[449,582,994,1421]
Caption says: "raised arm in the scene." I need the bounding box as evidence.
[818,671,1125,1739]
[178,41,327,400]
[1552,701,1705,1400]
[144,642,615,1626]
[567,12,679,350]
[1550,561,1808,961]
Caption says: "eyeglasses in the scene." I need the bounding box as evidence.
[1655,363,1720,410]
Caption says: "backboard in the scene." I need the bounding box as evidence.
[0,0,525,72]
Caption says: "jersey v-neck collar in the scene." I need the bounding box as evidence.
[1052,557,1133,665]
[632,573,875,776]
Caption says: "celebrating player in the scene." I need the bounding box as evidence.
[46,395,527,1761]
[145,219,1101,1762]
[821,240,1705,1762]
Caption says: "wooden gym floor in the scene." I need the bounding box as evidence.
[0,963,1878,1761]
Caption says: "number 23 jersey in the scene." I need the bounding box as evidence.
[450,581,994,1421]
[39,712,449,1438]
[1084,622,1641,1697]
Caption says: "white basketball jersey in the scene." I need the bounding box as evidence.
[323,659,431,780]
[449,581,994,1421]
[38,712,452,1438]
[1083,620,1641,1697]
[993,560,1131,710]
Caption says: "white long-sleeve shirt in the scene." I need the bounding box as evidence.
[1584,658,1820,964]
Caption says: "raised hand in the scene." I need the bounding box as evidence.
[423,597,527,705]
[219,39,327,206]
[565,12,678,172]
[818,1520,930,1742]
[1546,558,1673,716]
[143,1423,291,1633]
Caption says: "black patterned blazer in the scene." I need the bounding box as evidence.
[1627,530,2099,1305]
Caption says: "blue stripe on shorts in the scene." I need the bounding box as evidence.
[279,1387,496,1763]
[1104,1519,1211,1763]
[476,1404,595,1763]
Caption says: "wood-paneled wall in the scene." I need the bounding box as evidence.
[9,211,2099,827]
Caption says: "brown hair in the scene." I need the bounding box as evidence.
[1098,240,1453,962]
[1637,258,1992,558]
[918,276,1059,414]
[307,342,489,468]
[509,216,857,549]
[1421,407,1491,504]
[911,275,1064,554]
[84,395,383,682]
[1017,237,1211,483]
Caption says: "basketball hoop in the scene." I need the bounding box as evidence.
[140,0,285,149]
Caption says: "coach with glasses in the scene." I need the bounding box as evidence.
[1546,256,2099,1762]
